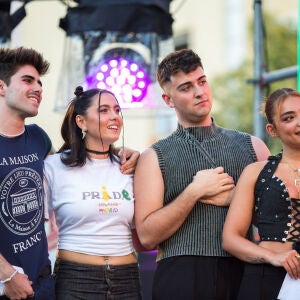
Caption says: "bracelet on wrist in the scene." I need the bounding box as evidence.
[0,269,18,284]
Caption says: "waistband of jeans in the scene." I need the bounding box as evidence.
[57,249,137,266]
[56,259,139,270]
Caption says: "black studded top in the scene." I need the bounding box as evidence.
[254,153,300,243]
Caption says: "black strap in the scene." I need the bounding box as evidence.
[254,153,282,201]
[184,132,218,168]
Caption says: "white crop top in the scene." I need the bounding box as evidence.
[44,153,135,256]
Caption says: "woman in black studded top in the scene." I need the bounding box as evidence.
[223,88,300,300]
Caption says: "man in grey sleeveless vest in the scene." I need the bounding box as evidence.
[134,49,270,300]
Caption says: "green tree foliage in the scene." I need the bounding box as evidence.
[211,13,297,153]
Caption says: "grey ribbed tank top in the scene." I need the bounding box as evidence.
[152,121,257,260]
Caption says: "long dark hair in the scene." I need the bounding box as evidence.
[58,86,121,167]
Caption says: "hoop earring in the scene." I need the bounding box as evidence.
[82,129,86,140]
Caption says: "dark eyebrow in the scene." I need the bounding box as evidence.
[280,111,294,118]
[99,104,121,109]
[21,75,42,87]
[177,75,206,90]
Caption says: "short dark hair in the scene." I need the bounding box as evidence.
[0,47,50,85]
[156,49,203,87]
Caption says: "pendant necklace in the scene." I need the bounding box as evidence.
[285,161,300,198]
[294,168,300,187]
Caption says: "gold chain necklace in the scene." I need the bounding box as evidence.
[284,161,300,197]
[295,169,300,187]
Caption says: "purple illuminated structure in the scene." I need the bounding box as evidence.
[85,56,151,108]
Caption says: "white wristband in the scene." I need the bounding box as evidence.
[0,269,18,284]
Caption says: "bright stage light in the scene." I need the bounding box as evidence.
[85,47,151,108]
[54,1,174,111]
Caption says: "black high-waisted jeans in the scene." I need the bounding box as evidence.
[54,259,142,300]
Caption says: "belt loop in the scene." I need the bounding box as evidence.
[104,256,110,270]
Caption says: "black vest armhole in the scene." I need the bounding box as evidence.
[254,154,281,200]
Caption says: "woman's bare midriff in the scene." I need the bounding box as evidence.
[57,249,137,266]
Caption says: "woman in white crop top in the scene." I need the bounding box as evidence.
[44,86,142,299]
